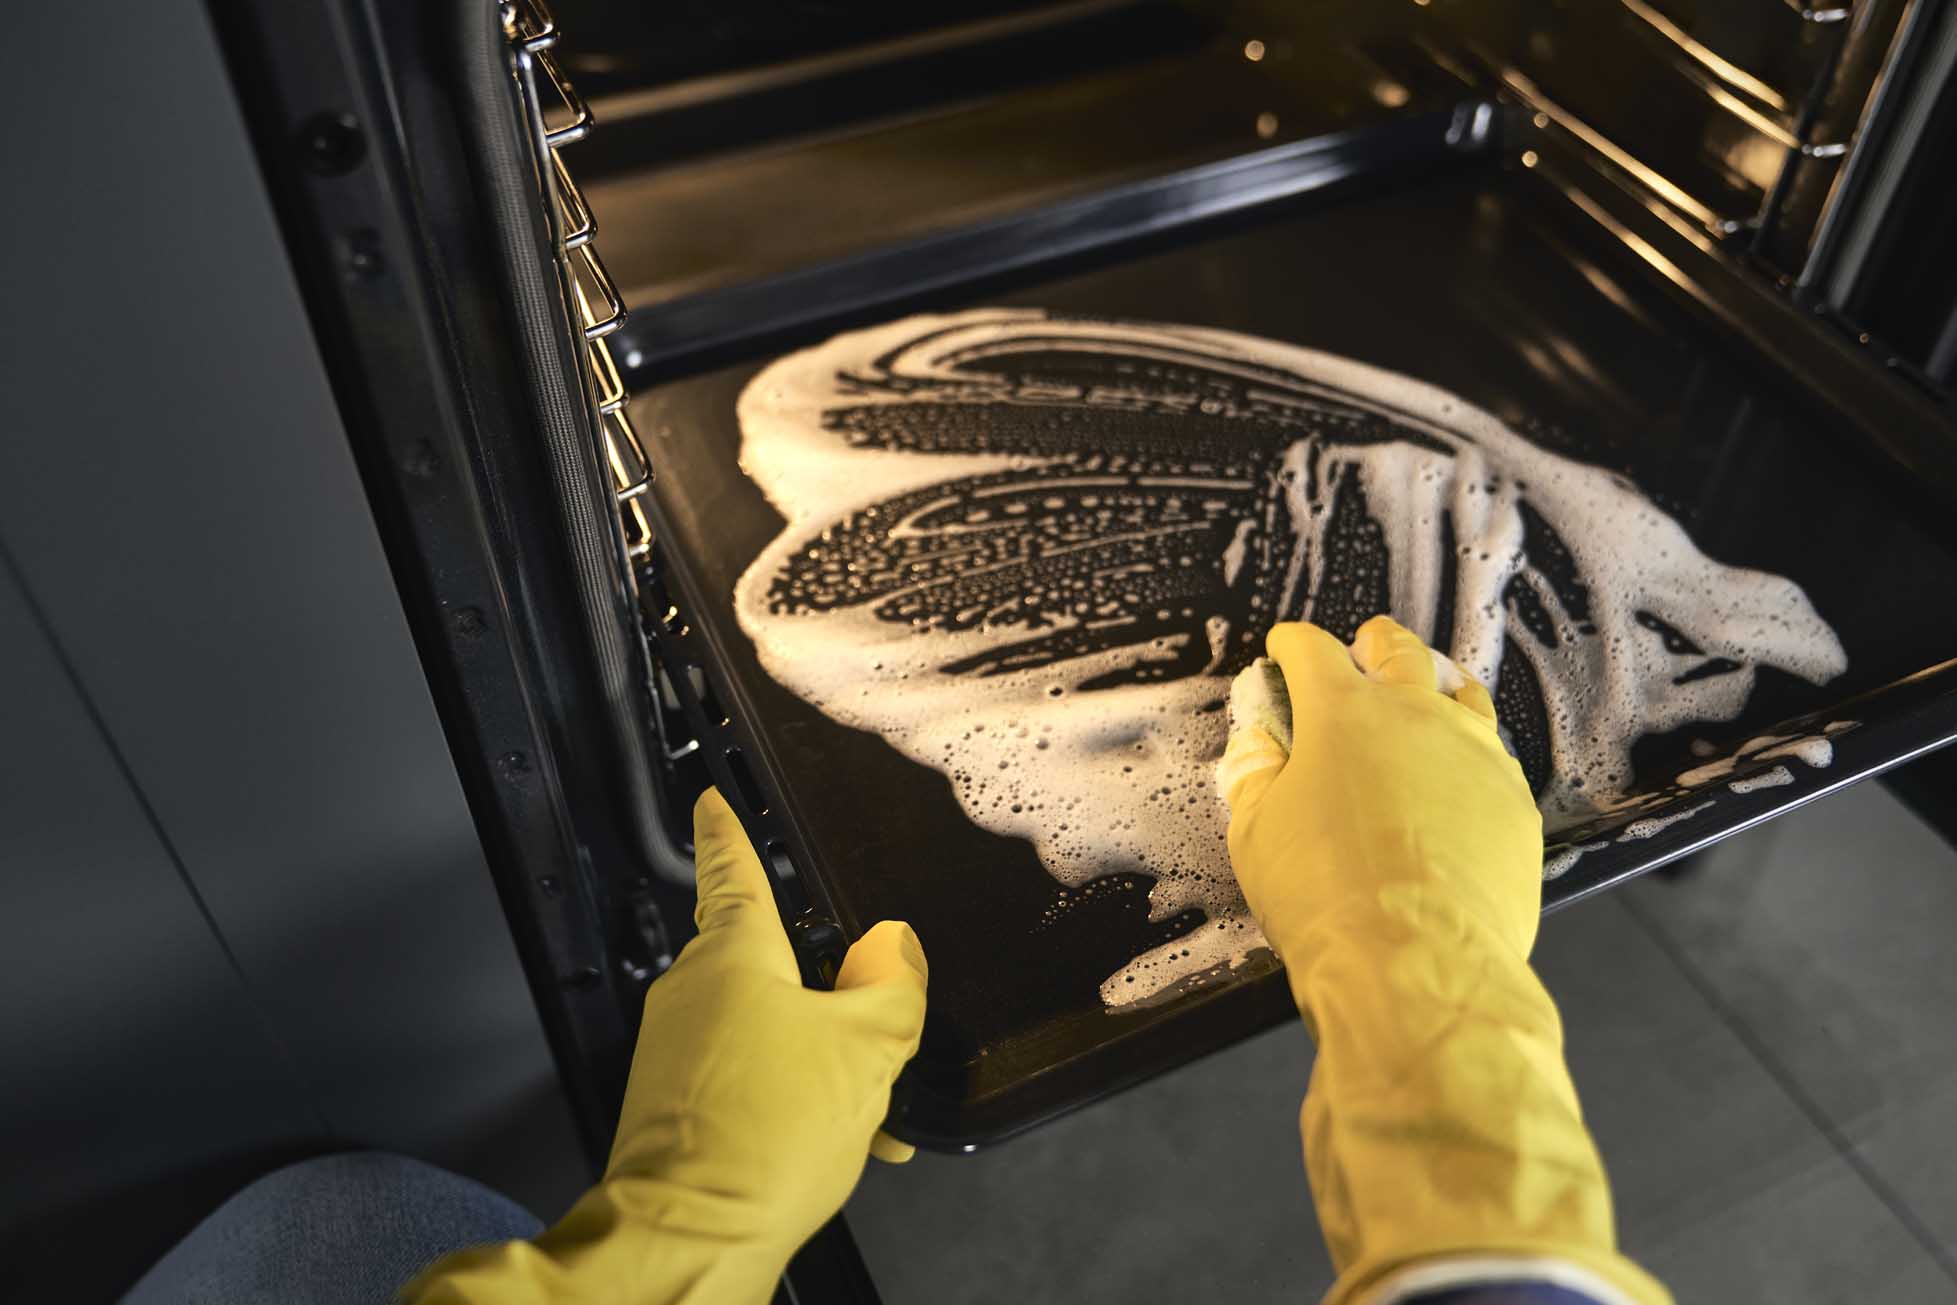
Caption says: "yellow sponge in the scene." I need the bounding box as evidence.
[1219,643,1466,796]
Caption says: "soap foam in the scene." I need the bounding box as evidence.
[1675,756,1740,787]
[1756,737,1834,768]
[1617,800,1715,842]
[1729,765,1796,794]
[1678,728,1842,788]
[732,311,1848,1005]
[1544,840,1609,880]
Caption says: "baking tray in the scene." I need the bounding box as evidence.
[621,112,1957,1150]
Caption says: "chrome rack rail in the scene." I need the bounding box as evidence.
[504,0,655,566]
[491,5,847,964]
[500,0,696,886]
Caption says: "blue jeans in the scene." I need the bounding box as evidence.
[122,1152,545,1305]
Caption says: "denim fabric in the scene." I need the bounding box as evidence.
[121,1152,544,1305]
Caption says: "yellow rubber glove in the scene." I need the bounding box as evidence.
[1220,617,1670,1305]
[403,788,927,1305]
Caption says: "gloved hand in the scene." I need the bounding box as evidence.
[1220,616,1670,1305]
[404,787,927,1305]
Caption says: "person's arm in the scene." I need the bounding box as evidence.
[1220,616,1671,1305]
[402,788,926,1305]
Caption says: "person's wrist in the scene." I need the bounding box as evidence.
[532,1175,800,1305]
[1262,888,1545,1037]
[608,1114,840,1257]
[1249,855,1527,958]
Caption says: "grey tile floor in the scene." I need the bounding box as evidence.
[847,780,1957,1303]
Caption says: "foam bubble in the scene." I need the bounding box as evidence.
[732,311,1848,1005]
[1755,737,1833,768]
[1617,800,1715,842]
[1729,765,1796,794]
[1681,727,1841,789]
[1676,756,1738,787]
[1544,840,1608,880]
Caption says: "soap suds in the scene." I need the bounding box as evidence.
[1676,728,1842,788]
[1756,737,1834,768]
[1544,841,1608,880]
[732,311,1848,1004]
[1617,800,1716,842]
[1675,756,1740,787]
[1729,765,1795,794]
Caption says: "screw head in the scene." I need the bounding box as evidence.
[299,112,365,176]
[342,228,384,279]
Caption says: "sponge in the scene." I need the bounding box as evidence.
[1228,657,1294,755]
[1217,643,1466,800]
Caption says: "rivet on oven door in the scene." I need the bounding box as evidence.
[342,229,384,280]
[498,750,531,782]
[297,112,366,176]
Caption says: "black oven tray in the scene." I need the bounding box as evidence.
[620,111,1957,1150]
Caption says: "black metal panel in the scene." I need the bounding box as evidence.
[571,1,1213,172]
[614,109,1490,381]
[553,0,1096,98]
[1754,0,1910,269]
[582,0,1470,319]
[205,0,646,1160]
[1513,117,1957,497]
[1798,0,1957,385]
[1422,0,1812,233]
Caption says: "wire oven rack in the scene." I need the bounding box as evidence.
[503,0,654,569]
[503,0,707,848]
[495,0,866,991]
